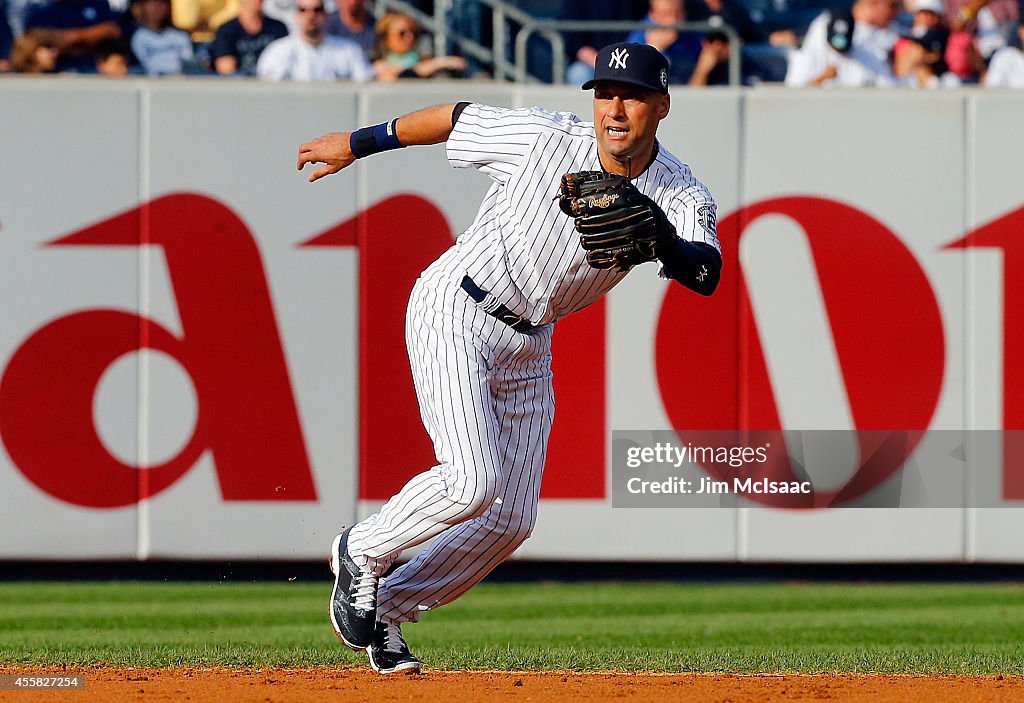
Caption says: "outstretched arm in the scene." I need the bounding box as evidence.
[297,103,461,183]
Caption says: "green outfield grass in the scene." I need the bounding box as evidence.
[0,581,1022,674]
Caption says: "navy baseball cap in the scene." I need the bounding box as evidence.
[582,42,670,94]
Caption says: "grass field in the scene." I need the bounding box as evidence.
[1,581,1023,674]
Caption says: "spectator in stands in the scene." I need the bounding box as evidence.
[171,0,237,44]
[1,6,12,70]
[9,27,57,70]
[895,24,962,84]
[94,34,130,72]
[256,0,372,80]
[984,17,1024,85]
[562,0,647,84]
[685,0,799,84]
[627,0,704,83]
[784,0,901,86]
[893,0,943,56]
[687,0,797,47]
[370,10,465,80]
[23,0,123,72]
[684,31,781,86]
[261,0,333,35]
[131,0,192,73]
[326,0,373,56]
[893,0,957,80]
[943,26,985,79]
[949,0,1017,40]
[944,0,1015,80]
[687,28,731,84]
[211,0,286,74]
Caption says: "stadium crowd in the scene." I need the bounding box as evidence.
[0,0,1021,86]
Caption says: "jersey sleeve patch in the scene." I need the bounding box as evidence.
[697,203,717,241]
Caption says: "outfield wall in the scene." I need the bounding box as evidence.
[1,79,1023,562]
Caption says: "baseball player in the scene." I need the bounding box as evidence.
[296,41,721,674]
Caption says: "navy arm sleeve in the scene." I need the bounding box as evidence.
[658,238,722,296]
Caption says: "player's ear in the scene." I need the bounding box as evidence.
[658,94,671,120]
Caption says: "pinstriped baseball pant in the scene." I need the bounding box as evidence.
[347,250,554,624]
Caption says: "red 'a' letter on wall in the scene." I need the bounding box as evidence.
[946,206,1024,500]
[0,194,316,508]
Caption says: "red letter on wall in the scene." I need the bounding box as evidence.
[656,197,945,507]
[946,206,1024,500]
[0,194,316,508]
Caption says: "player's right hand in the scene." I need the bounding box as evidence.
[297,132,355,183]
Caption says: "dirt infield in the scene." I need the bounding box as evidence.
[3,667,1023,702]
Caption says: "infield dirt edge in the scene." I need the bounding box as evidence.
[3,665,1023,702]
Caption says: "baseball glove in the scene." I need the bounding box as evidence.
[557,171,674,271]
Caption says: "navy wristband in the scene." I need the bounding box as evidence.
[349,119,405,159]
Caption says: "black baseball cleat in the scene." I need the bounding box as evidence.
[328,528,379,650]
[368,620,422,674]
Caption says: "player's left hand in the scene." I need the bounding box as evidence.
[558,171,676,271]
[297,132,355,183]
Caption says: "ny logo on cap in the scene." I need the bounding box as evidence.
[609,47,629,69]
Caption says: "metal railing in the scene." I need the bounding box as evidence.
[373,0,743,86]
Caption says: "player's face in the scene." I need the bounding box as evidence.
[593,82,670,172]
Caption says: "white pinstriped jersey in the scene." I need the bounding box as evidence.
[445,103,720,326]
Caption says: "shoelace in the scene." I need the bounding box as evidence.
[351,571,378,611]
[382,622,408,654]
